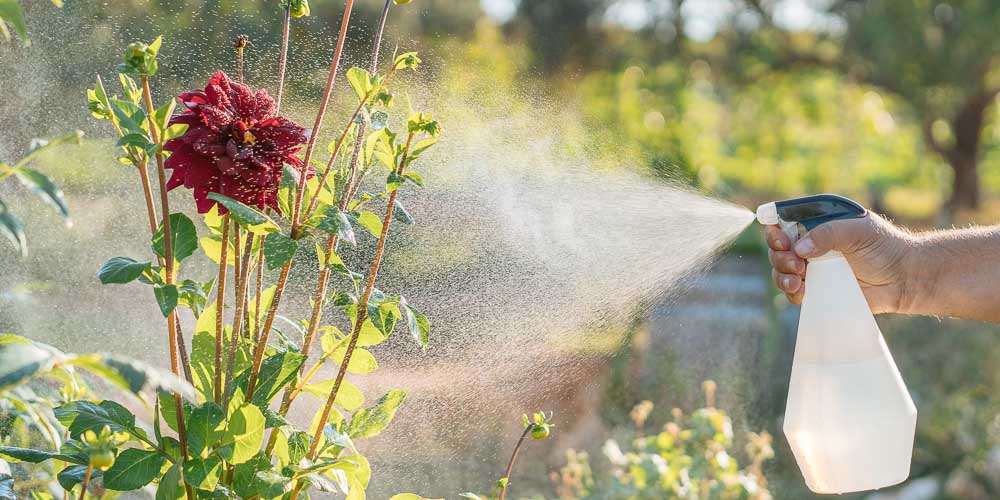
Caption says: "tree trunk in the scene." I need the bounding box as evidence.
[945,92,992,210]
[948,153,980,210]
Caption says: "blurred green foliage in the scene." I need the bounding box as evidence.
[554,383,774,499]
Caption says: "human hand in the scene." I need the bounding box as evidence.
[765,213,915,314]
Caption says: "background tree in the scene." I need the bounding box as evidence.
[742,0,1000,210]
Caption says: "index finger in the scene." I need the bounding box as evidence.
[764,224,791,252]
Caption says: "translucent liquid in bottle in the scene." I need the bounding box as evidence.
[783,252,917,494]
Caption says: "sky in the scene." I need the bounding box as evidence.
[479,0,841,41]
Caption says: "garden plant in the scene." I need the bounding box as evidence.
[0,0,443,497]
[553,381,774,500]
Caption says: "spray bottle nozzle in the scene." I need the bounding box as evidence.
[756,194,867,230]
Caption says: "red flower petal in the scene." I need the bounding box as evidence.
[194,186,216,214]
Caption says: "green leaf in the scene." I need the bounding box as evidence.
[403,171,424,187]
[263,232,297,270]
[367,300,399,338]
[156,463,184,500]
[199,236,236,266]
[328,345,378,374]
[302,378,364,411]
[207,193,279,233]
[346,67,374,102]
[353,319,387,347]
[408,136,439,160]
[232,453,270,498]
[153,284,178,317]
[311,206,356,246]
[386,171,405,193]
[187,403,224,457]
[393,51,421,70]
[240,350,306,407]
[98,256,151,284]
[0,342,53,390]
[177,278,213,314]
[0,0,27,41]
[69,355,196,401]
[162,123,188,141]
[152,212,198,263]
[54,400,140,440]
[0,200,26,257]
[347,389,407,439]
[14,167,69,221]
[57,464,101,492]
[219,395,265,465]
[182,456,222,491]
[393,199,414,224]
[402,301,430,350]
[153,99,176,137]
[109,99,146,135]
[254,470,289,498]
[116,132,155,152]
[157,392,192,434]
[353,211,383,239]
[0,446,74,464]
[102,448,164,491]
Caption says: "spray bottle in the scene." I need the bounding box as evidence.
[756,194,917,494]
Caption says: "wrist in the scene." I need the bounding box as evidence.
[896,234,938,316]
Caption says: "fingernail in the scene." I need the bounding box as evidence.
[794,237,815,257]
[773,238,785,251]
[781,275,793,290]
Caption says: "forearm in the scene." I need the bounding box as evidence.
[901,226,1000,322]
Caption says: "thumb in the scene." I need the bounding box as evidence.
[794,216,880,259]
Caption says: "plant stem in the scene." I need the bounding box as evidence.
[307,133,413,459]
[213,215,231,403]
[244,0,356,402]
[265,0,395,458]
[276,3,292,113]
[235,40,246,84]
[289,0,356,238]
[176,319,193,384]
[223,228,254,410]
[251,242,266,343]
[142,75,194,500]
[77,463,93,500]
[136,162,160,243]
[498,426,534,500]
[98,74,161,238]
[290,132,414,500]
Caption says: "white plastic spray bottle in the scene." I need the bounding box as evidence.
[756,194,917,494]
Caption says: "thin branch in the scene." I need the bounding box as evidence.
[497,426,534,500]
[276,4,292,113]
[142,75,194,500]
[244,0,357,402]
[213,215,231,403]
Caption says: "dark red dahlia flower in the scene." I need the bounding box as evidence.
[164,71,307,214]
